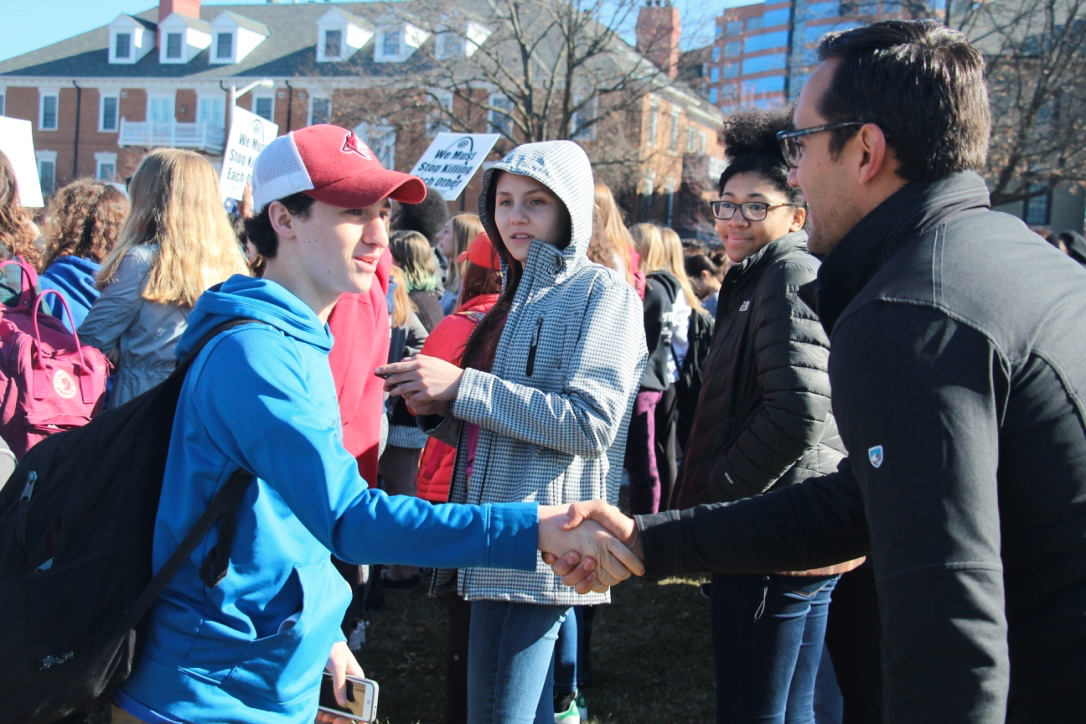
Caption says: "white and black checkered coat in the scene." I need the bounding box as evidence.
[426,141,648,605]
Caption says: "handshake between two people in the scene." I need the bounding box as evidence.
[537,502,644,594]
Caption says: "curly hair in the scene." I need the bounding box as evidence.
[43,179,129,268]
[718,107,802,204]
[0,151,42,270]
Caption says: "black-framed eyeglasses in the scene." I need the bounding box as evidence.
[709,200,797,222]
[776,121,865,167]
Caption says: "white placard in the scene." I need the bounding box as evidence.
[0,117,43,208]
[409,133,501,201]
[219,106,278,201]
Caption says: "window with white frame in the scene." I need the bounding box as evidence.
[96,152,118,182]
[647,101,659,145]
[382,28,402,57]
[253,95,275,122]
[324,29,343,59]
[489,94,514,136]
[215,32,233,60]
[309,96,332,126]
[438,31,463,58]
[148,94,175,124]
[686,127,697,153]
[698,131,707,153]
[40,93,58,131]
[114,32,132,59]
[37,151,57,196]
[669,110,681,152]
[99,94,119,132]
[197,96,225,130]
[166,32,183,60]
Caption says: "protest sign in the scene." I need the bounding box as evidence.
[0,117,43,207]
[220,106,278,201]
[409,133,500,201]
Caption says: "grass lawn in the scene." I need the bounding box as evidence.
[357,572,715,723]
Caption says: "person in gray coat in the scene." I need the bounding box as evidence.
[379,140,647,723]
[79,149,249,407]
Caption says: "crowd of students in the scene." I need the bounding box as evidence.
[2,17,1085,724]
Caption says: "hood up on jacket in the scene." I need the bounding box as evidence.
[478,141,595,276]
[175,274,332,361]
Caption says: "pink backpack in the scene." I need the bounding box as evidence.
[0,259,110,459]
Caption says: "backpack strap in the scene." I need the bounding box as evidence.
[113,318,262,633]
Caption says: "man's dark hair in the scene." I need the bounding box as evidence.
[243,192,316,259]
[391,185,449,246]
[816,19,990,182]
[718,107,803,204]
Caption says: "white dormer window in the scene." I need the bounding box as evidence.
[374,19,429,63]
[434,21,491,60]
[115,33,132,59]
[109,14,154,64]
[166,33,182,59]
[324,29,342,59]
[216,32,233,60]
[159,13,212,64]
[316,9,373,63]
[209,11,269,65]
[382,29,401,57]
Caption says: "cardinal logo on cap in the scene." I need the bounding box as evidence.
[341,132,373,161]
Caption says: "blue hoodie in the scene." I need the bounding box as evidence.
[116,275,538,723]
[39,256,101,332]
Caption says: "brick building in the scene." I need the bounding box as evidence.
[0,0,724,237]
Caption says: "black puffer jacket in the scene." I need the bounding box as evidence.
[673,231,843,508]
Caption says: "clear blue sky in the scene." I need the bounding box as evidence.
[0,0,749,63]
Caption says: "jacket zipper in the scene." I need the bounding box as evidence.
[525,317,544,376]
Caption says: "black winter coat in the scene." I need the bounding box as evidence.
[637,172,1086,722]
[673,232,843,508]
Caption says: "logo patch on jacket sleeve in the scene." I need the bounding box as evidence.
[739,301,750,312]
[867,445,884,468]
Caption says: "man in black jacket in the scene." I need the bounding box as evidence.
[552,20,1086,722]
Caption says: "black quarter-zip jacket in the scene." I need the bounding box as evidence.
[636,171,1086,722]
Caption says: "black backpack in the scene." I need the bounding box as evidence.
[672,309,714,450]
[0,319,256,724]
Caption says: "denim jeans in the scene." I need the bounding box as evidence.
[468,600,567,724]
[711,572,839,723]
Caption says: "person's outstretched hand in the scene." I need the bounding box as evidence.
[543,501,643,594]
[376,355,462,416]
[316,640,365,723]
[538,503,644,594]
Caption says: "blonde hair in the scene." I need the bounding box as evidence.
[389,230,440,292]
[388,266,415,327]
[97,149,249,305]
[589,181,636,288]
[630,223,704,314]
[444,213,483,296]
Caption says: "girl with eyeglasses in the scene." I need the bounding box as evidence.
[671,108,864,723]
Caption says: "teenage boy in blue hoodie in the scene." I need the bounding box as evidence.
[112,124,640,724]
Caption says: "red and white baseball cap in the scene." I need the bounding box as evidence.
[251,124,426,212]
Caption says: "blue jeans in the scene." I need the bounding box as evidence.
[468,600,567,724]
[711,572,838,724]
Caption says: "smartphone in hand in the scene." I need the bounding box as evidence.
[319,671,379,722]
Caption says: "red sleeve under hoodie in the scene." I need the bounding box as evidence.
[327,249,391,486]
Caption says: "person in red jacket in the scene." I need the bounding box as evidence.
[413,231,502,724]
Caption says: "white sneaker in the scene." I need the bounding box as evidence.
[554,700,581,724]
[347,620,368,650]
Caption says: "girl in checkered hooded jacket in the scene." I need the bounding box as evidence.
[379,140,647,723]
